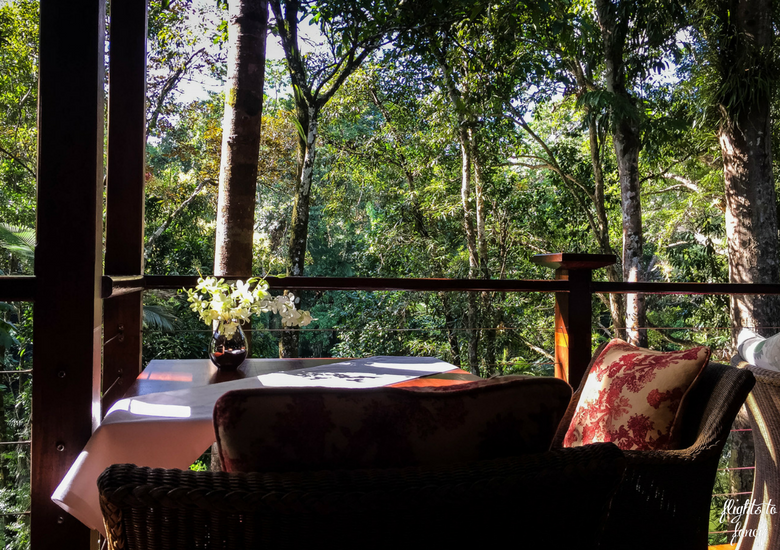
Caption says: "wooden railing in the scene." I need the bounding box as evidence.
[6,251,780,547]
[8,251,780,396]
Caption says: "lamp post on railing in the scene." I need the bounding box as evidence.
[532,253,617,388]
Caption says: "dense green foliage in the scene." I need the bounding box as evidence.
[2,0,780,546]
[0,0,36,546]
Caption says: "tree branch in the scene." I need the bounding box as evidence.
[518,335,554,361]
[644,177,701,196]
[269,0,314,107]
[147,47,206,135]
[507,107,596,202]
[0,144,36,179]
[639,153,694,184]
[145,179,213,252]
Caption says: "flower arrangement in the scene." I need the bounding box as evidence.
[185,276,313,338]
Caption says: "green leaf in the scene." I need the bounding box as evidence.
[0,320,18,349]
[0,224,34,262]
[142,305,177,333]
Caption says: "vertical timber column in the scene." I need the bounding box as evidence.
[103,0,148,413]
[33,0,105,547]
[532,253,616,388]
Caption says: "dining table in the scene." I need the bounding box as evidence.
[51,356,477,536]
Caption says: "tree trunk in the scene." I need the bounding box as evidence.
[460,140,480,373]
[288,107,317,278]
[214,0,268,278]
[270,0,379,358]
[588,115,626,340]
[441,292,461,367]
[210,1,267,469]
[433,44,481,374]
[279,105,318,358]
[471,133,496,374]
[615,118,646,346]
[458,135,479,373]
[719,0,780,342]
[595,0,646,346]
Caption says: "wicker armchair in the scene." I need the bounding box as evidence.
[552,361,755,550]
[98,443,625,550]
[730,359,780,550]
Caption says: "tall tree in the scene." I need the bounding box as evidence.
[702,0,779,339]
[591,0,685,345]
[493,0,628,339]
[428,33,486,373]
[593,0,648,346]
[214,0,269,277]
[269,0,400,356]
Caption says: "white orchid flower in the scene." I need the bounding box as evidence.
[184,276,313,332]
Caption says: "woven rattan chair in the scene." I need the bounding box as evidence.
[552,361,755,550]
[99,443,625,550]
[730,359,780,550]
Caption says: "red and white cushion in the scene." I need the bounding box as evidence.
[564,339,709,451]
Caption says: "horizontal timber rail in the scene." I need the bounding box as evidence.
[99,275,780,298]
[590,281,780,295]
[0,276,36,301]
[142,275,569,294]
[6,275,780,301]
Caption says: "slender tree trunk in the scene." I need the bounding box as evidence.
[214,0,268,277]
[441,292,461,367]
[471,133,496,374]
[719,0,779,341]
[614,120,646,346]
[461,141,480,373]
[595,0,646,346]
[288,107,317,278]
[270,0,379,358]
[588,116,626,340]
[458,130,479,277]
[472,130,489,281]
[434,44,481,374]
[279,106,318,357]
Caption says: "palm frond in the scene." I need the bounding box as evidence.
[0,224,34,261]
[142,305,177,333]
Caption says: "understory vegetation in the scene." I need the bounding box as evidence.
[2,0,779,546]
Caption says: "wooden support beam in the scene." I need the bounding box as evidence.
[101,275,145,299]
[33,0,105,546]
[533,253,616,388]
[0,276,36,302]
[103,0,148,413]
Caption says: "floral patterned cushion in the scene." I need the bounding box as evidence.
[214,375,573,473]
[563,339,710,450]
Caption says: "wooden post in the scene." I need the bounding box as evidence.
[532,253,616,388]
[33,0,105,547]
[103,0,148,413]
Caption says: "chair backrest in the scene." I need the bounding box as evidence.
[674,361,755,450]
[214,375,572,473]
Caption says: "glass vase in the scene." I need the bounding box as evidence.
[209,322,248,370]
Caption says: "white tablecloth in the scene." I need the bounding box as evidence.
[51,356,456,536]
